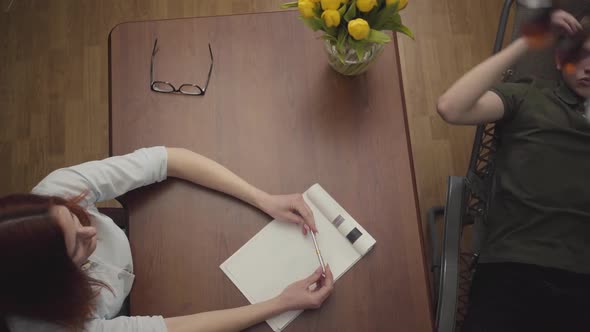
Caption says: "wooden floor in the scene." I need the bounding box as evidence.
[0,0,503,235]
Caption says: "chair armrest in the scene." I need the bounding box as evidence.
[435,176,467,332]
[428,205,444,302]
[493,0,516,54]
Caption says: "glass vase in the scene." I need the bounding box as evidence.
[324,40,385,76]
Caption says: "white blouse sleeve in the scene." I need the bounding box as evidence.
[6,315,168,332]
[31,147,168,206]
[85,315,168,332]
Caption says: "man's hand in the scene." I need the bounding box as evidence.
[551,9,583,36]
[277,265,334,311]
[522,9,582,49]
[259,193,317,234]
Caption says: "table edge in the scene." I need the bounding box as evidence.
[392,32,434,324]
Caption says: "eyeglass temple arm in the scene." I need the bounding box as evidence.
[150,39,158,85]
[202,44,214,92]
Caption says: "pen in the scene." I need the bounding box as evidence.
[310,231,326,277]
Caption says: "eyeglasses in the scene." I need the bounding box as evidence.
[150,39,214,96]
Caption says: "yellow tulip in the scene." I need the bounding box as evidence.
[341,0,350,3]
[386,0,408,10]
[348,18,370,40]
[356,0,377,12]
[310,0,320,2]
[321,0,340,10]
[298,0,316,18]
[321,9,341,28]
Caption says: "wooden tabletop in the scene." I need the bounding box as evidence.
[109,10,432,332]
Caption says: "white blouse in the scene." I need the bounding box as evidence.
[7,146,169,332]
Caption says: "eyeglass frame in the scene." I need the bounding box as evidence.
[150,38,214,96]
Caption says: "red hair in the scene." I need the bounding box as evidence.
[0,193,106,330]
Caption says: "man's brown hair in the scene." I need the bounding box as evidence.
[556,15,590,64]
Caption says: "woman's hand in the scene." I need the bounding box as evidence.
[258,193,318,234]
[165,265,334,332]
[277,265,334,311]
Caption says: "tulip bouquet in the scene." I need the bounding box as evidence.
[281,0,413,75]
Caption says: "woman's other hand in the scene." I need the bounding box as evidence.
[259,193,317,234]
[277,265,334,311]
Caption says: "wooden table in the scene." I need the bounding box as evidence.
[109,10,432,332]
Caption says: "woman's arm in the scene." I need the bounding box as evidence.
[166,147,267,211]
[164,266,334,332]
[164,298,286,332]
[31,147,168,207]
[166,148,317,233]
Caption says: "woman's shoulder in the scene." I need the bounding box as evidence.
[31,146,168,206]
[30,167,99,210]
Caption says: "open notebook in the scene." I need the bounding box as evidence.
[220,184,376,331]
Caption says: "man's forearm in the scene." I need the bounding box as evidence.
[165,147,269,209]
[437,37,529,116]
[164,297,288,332]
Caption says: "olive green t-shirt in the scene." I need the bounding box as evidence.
[481,77,590,274]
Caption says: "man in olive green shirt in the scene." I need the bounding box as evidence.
[437,9,590,332]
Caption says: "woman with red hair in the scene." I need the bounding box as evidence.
[0,146,333,332]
